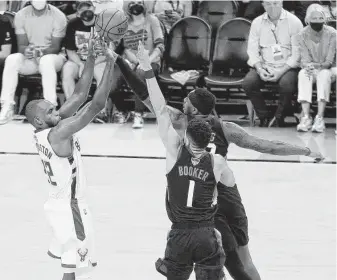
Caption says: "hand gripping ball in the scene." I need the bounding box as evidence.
[95,8,128,41]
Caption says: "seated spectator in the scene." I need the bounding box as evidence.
[148,0,192,32]
[0,0,67,125]
[114,0,164,128]
[243,0,303,127]
[0,13,15,92]
[296,4,336,133]
[62,0,123,123]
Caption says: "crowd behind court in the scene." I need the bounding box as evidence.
[0,0,335,132]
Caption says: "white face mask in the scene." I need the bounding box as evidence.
[31,0,47,11]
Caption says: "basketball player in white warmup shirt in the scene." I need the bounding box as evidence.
[25,35,117,280]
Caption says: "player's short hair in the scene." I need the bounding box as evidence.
[188,88,216,115]
[25,99,43,125]
[186,118,213,149]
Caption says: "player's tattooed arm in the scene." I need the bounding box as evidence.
[59,28,96,119]
[50,51,116,141]
[222,122,311,156]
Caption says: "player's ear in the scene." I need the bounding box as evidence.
[34,116,44,127]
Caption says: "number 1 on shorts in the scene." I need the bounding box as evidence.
[187,180,195,207]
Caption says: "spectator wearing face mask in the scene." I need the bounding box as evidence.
[0,0,67,125]
[296,4,336,133]
[114,0,164,128]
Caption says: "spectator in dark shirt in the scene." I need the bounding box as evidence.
[0,14,15,90]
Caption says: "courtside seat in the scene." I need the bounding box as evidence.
[205,18,251,88]
[197,0,239,32]
[158,16,212,91]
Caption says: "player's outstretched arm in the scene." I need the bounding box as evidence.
[137,41,181,162]
[115,55,154,113]
[222,121,323,160]
[50,49,117,141]
[59,28,96,119]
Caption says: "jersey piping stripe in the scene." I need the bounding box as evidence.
[68,155,86,241]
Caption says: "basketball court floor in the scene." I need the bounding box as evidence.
[0,122,335,280]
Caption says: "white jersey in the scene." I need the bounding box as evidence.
[34,128,87,201]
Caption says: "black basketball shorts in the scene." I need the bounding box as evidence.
[156,222,226,280]
[215,183,249,253]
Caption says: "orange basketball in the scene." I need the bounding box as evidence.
[95,8,128,41]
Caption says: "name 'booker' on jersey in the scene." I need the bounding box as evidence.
[34,128,87,200]
[166,145,218,223]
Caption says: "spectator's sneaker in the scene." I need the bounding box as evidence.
[93,111,108,124]
[114,111,130,124]
[312,115,325,133]
[132,112,144,129]
[0,103,14,125]
[297,116,313,132]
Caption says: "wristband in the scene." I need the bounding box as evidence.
[305,147,311,156]
[144,69,155,79]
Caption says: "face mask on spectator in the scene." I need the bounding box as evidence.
[129,3,144,16]
[80,10,95,22]
[310,22,324,32]
[31,0,47,10]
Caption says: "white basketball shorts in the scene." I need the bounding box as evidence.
[44,198,97,271]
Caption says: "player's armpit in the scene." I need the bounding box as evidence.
[59,54,95,119]
[212,154,235,187]
[222,122,310,156]
[50,101,102,142]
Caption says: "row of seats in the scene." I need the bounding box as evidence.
[149,16,336,122]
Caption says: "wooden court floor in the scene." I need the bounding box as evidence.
[0,123,335,280]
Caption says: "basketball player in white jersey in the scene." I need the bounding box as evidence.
[25,33,117,280]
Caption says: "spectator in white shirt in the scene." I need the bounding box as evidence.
[242,0,303,128]
[0,0,67,124]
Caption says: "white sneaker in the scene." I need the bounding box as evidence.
[0,103,14,125]
[297,116,312,132]
[312,115,325,133]
[114,111,130,124]
[132,112,144,129]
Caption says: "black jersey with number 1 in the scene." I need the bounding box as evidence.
[166,145,218,223]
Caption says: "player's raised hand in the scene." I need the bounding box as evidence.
[87,27,97,58]
[137,40,152,71]
[103,42,118,63]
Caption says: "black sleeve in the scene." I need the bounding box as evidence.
[0,18,13,46]
[115,55,150,101]
[63,19,77,51]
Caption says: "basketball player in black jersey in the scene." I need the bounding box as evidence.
[137,41,236,280]
[114,47,324,280]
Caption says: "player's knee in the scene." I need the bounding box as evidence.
[194,264,225,280]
